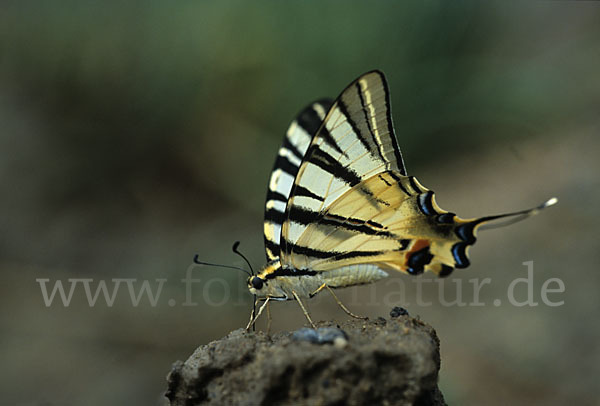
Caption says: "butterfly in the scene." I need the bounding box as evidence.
[244,70,556,330]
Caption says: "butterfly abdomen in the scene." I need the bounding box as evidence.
[253,262,389,300]
[321,264,389,288]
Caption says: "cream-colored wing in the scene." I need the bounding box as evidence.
[280,70,407,263]
[263,99,332,261]
[286,170,472,278]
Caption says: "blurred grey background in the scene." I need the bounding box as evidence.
[1,1,599,405]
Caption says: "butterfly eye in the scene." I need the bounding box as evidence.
[251,276,264,290]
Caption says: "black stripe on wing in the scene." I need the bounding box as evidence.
[273,155,300,178]
[379,73,407,176]
[337,70,407,176]
[264,237,280,259]
[281,134,304,162]
[264,207,285,224]
[296,99,332,142]
[265,267,318,280]
[294,185,325,202]
[306,145,362,187]
[283,239,386,261]
[336,96,372,159]
[288,206,395,237]
[265,189,288,204]
[355,82,388,165]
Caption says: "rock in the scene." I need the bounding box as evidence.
[166,312,446,406]
[390,306,409,318]
[291,327,348,345]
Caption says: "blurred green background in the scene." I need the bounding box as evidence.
[1,1,599,405]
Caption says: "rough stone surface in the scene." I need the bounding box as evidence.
[166,312,446,406]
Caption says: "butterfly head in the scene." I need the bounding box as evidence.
[247,259,290,299]
[248,275,264,292]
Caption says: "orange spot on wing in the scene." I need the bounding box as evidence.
[403,239,430,268]
[410,239,429,253]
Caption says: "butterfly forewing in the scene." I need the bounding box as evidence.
[280,71,406,264]
[263,99,333,261]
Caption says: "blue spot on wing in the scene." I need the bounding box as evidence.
[451,243,470,269]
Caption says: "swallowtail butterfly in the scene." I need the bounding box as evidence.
[246,70,556,329]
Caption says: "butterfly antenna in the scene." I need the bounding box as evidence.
[192,255,251,277]
[232,241,255,276]
[231,241,257,332]
[477,197,558,231]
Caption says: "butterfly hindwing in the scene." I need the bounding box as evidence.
[289,170,480,277]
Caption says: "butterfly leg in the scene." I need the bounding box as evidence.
[292,290,317,329]
[266,299,272,335]
[309,283,327,298]
[326,285,368,320]
[245,299,256,331]
[245,297,270,331]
